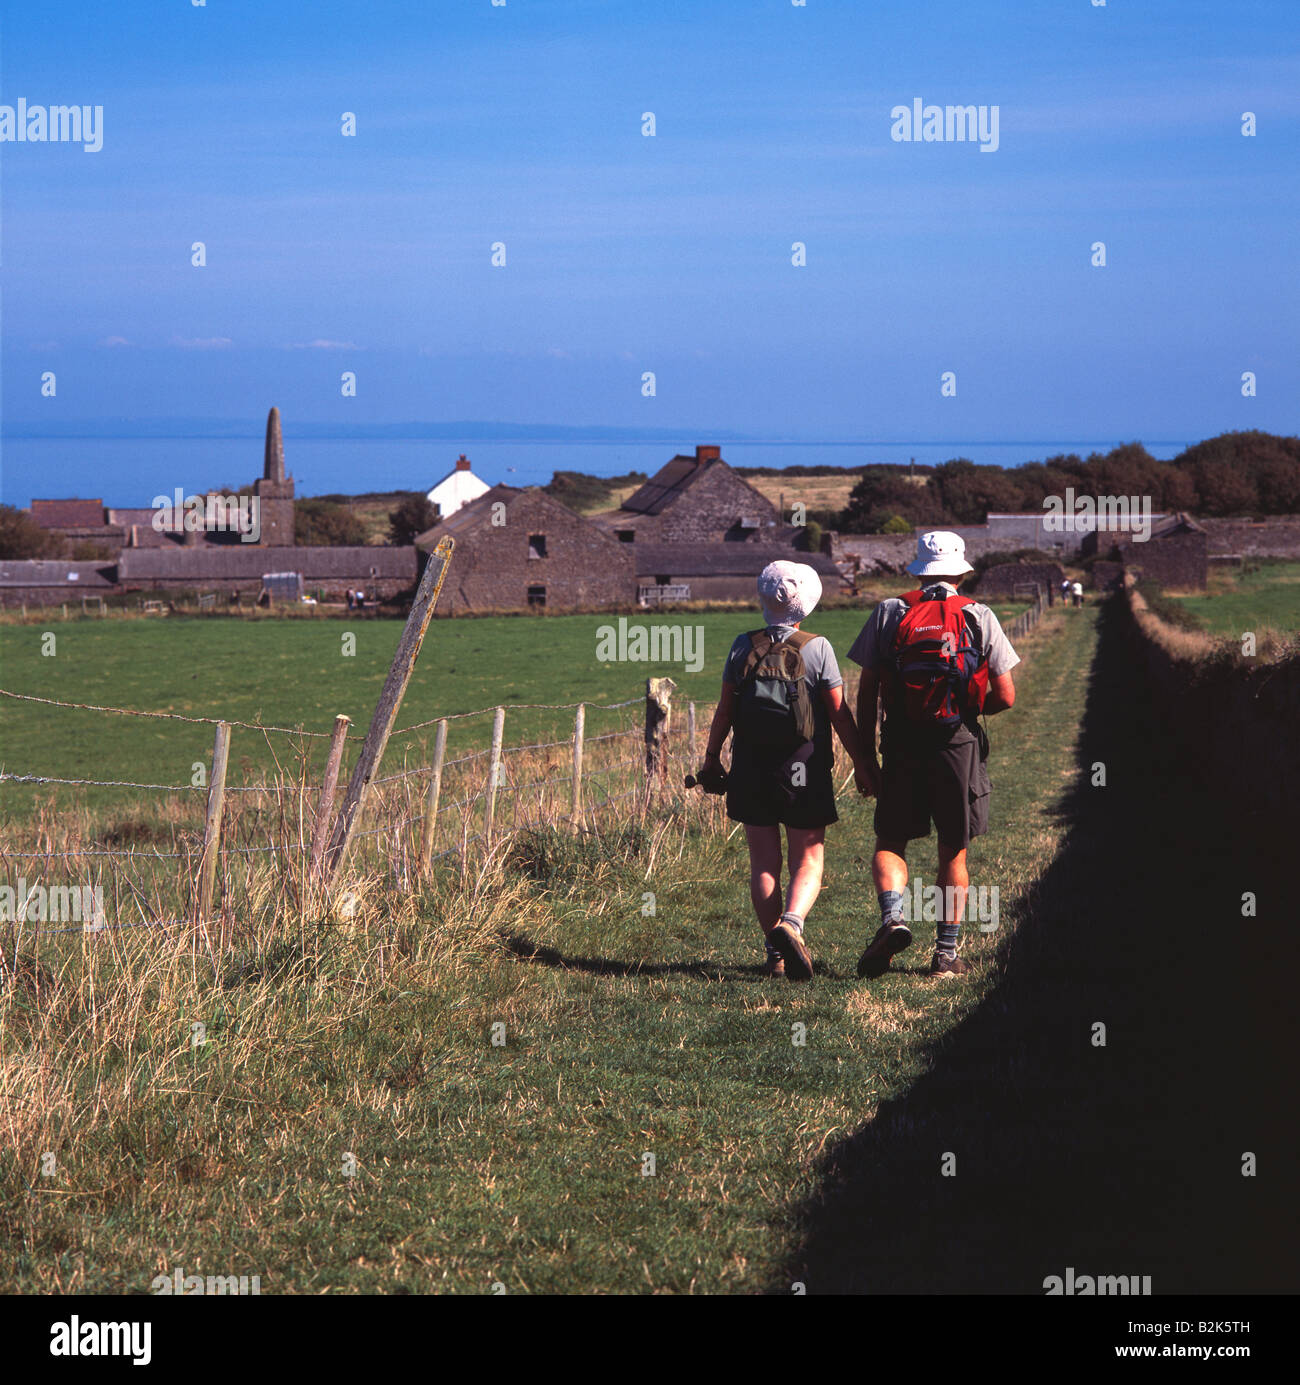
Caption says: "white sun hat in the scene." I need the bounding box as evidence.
[906,530,975,577]
[757,559,823,625]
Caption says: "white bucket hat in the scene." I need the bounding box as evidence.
[906,530,974,577]
[757,559,822,625]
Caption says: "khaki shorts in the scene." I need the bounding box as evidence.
[874,723,990,849]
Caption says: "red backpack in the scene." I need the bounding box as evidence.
[886,588,989,729]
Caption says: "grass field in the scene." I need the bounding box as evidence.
[1,597,1087,1292]
[0,599,1032,806]
[1165,557,1300,637]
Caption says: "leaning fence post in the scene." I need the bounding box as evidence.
[195,722,231,925]
[484,705,506,844]
[308,714,352,884]
[418,718,449,877]
[322,536,455,881]
[570,703,586,832]
[644,677,677,795]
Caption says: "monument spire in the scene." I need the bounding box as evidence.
[263,406,285,483]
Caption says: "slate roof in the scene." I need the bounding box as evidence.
[0,560,117,589]
[117,546,417,581]
[30,499,107,529]
[619,456,718,516]
[632,543,841,581]
[1147,511,1207,539]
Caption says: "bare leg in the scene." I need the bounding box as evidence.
[744,824,784,935]
[785,825,826,921]
[936,841,969,935]
[872,837,909,896]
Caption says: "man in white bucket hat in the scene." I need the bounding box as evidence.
[847,531,1021,979]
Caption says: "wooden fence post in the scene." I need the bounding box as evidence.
[418,718,449,877]
[484,705,506,844]
[195,722,231,925]
[322,536,455,881]
[570,703,585,832]
[644,677,677,793]
[687,701,697,766]
[307,714,352,884]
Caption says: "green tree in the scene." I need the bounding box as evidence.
[387,495,438,546]
[295,500,368,547]
[0,505,64,559]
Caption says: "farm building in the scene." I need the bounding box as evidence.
[0,559,117,609]
[1117,513,1208,591]
[414,485,633,613]
[115,545,417,602]
[632,543,843,607]
[974,561,1066,601]
[426,454,490,518]
[593,446,784,545]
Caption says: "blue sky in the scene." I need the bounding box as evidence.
[2,0,1298,466]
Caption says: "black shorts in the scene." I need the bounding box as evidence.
[874,723,990,849]
[726,738,838,830]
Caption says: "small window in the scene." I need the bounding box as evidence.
[616,530,635,543]
[528,533,547,559]
[655,574,671,585]
[527,585,546,607]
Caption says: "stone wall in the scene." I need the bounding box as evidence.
[1114,581,1299,814]
[1197,516,1300,558]
[437,490,633,614]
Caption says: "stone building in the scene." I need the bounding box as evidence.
[254,406,295,546]
[0,559,117,608]
[114,546,417,601]
[1118,513,1208,591]
[593,446,783,545]
[633,543,842,606]
[972,561,1066,601]
[414,485,633,613]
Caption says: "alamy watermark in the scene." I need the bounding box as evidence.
[151,1266,262,1295]
[890,98,1000,153]
[0,878,106,929]
[1,99,103,152]
[596,617,705,673]
[152,489,262,543]
[1042,488,1152,543]
[896,874,999,933]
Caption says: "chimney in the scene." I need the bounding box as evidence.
[695,445,721,466]
[455,454,472,471]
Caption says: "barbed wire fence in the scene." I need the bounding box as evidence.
[0,682,722,950]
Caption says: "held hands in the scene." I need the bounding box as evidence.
[853,757,881,799]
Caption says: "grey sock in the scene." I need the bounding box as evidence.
[779,911,804,934]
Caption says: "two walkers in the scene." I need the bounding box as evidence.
[696,533,1020,982]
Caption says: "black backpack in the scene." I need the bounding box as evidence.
[734,629,817,754]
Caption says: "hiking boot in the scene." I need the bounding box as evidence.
[763,951,786,980]
[856,921,913,979]
[928,951,971,979]
[770,922,813,982]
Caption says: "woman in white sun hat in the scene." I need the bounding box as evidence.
[695,560,874,982]
[847,531,1021,981]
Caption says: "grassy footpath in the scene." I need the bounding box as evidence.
[4,606,1095,1293]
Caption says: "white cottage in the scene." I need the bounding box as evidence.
[426,454,490,518]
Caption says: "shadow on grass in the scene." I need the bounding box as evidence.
[777,598,1295,1294]
[502,933,852,983]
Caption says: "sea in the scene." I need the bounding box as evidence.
[1,437,1196,510]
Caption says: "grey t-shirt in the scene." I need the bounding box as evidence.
[846,582,1020,677]
[723,624,843,750]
